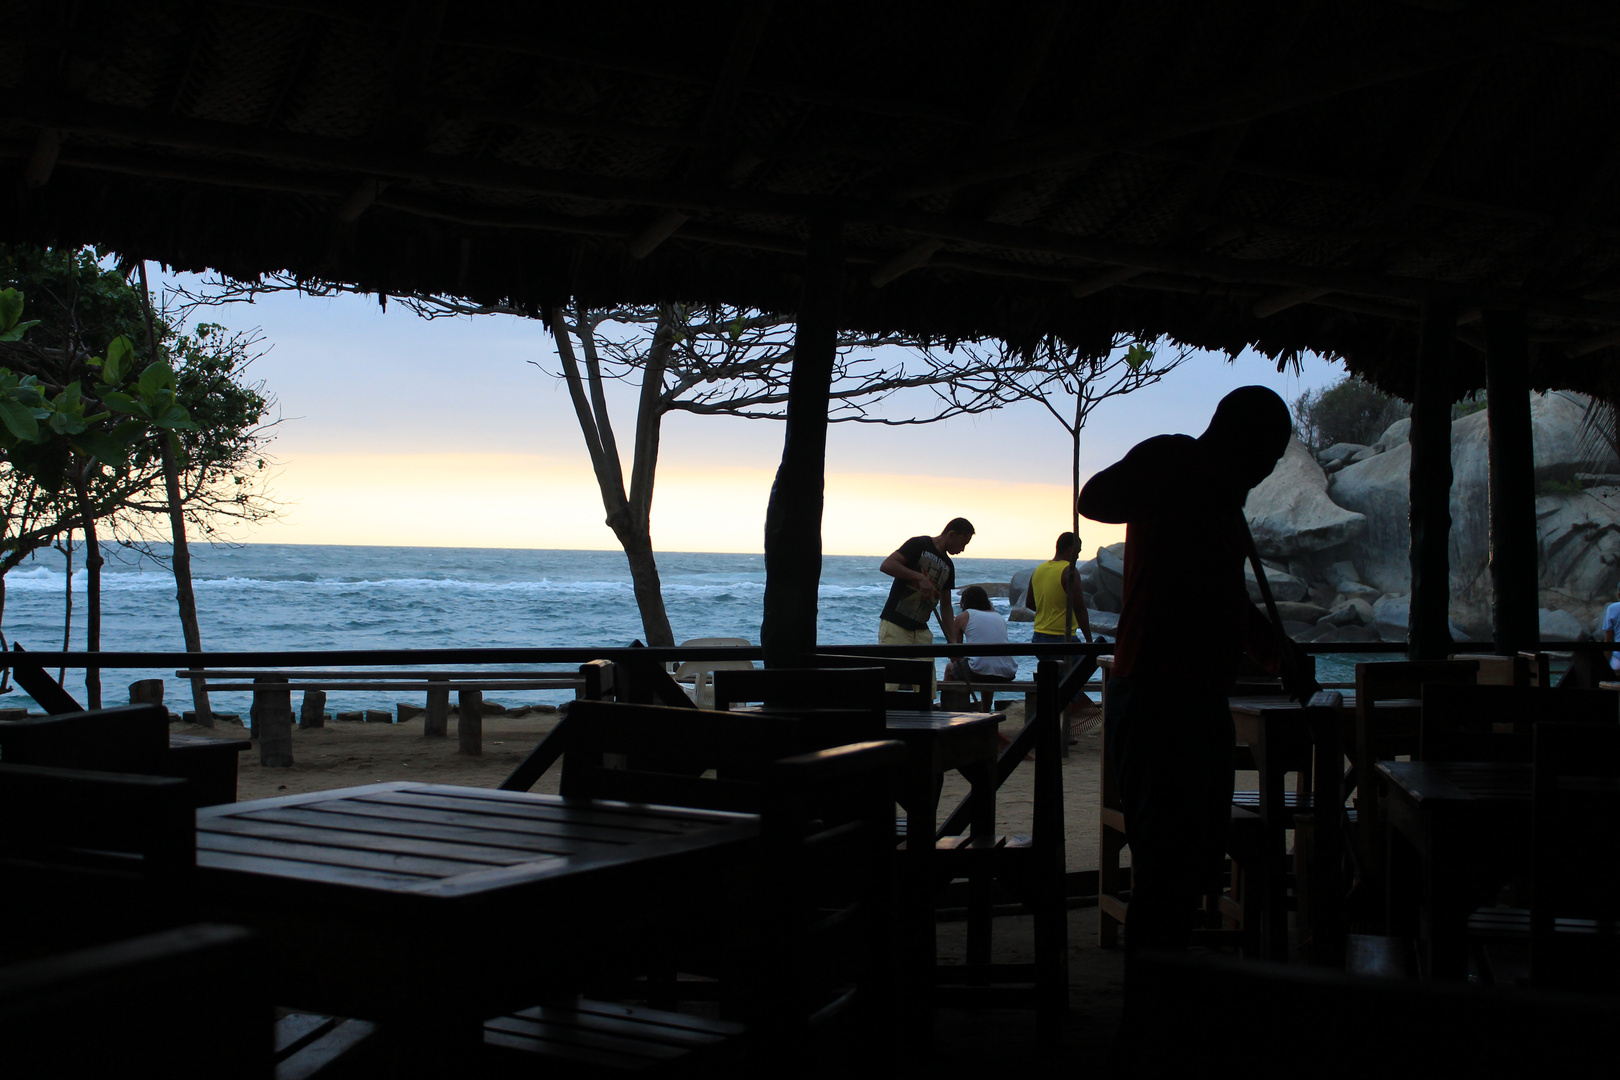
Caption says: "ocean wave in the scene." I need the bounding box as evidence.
[5,570,894,599]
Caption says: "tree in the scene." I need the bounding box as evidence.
[0,246,278,709]
[1292,375,1410,453]
[175,274,1023,645]
[929,334,1193,538]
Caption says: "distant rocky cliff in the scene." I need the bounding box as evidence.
[1034,391,1620,644]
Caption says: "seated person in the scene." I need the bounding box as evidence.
[944,585,1019,712]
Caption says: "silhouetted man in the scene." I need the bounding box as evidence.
[1079,386,1305,955]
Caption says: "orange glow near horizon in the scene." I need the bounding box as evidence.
[243,453,1127,559]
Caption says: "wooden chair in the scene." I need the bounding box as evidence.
[670,637,755,709]
[496,660,619,792]
[483,700,905,1075]
[1466,721,1620,994]
[805,653,937,710]
[0,923,271,1078]
[0,763,196,962]
[710,665,887,723]
[1352,659,1480,913]
[1531,721,1620,993]
[0,702,244,808]
[1419,683,1620,762]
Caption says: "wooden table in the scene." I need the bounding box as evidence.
[195,782,760,1025]
[1377,759,1533,979]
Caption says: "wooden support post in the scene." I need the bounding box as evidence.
[761,218,842,668]
[255,676,293,767]
[1409,300,1457,661]
[1483,308,1541,654]
[128,679,164,707]
[424,675,449,737]
[1032,658,1068,1040]
[299,689,326,729]
[458,689,482,756]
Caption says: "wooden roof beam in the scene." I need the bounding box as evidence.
[868,0,1067,288]
[15,100,1620,323]
[628,4,771,258]
[1253,59,1485,319]
[878,15,1540,199]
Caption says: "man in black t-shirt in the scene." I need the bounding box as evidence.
[878,518,974,690]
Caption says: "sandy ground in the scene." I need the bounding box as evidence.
[179,699,1112,871]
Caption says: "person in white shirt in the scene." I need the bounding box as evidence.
[945,585,1018,711]
[1603,583,1620,673]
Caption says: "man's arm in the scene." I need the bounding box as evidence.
[1079,434,1208,525]
[940,577,959,643]
[880,546,937,604]
[1063,565,1093,641]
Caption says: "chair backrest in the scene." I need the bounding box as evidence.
[558,699,883,810]
[672,640,757,709]
[1532,722,1620,993]
[1452,653,1531,687]
[0,763,196,961]
[805,653,936,710]
[1420,684,1620,762]
[0,704,170,775]
[578,659,617,701]
[555,699,905,1037]
[1355,659,1480,757]
[711,666,886,718]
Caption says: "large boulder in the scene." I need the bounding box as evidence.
[1246,437,1368,557]
[1244,563,1308,603]
[1326,392,1619,633]
[1094,543,1126,610]
[1539,607,1586,642]
[1009,567,1034,610]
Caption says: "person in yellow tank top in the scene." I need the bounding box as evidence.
[1029,532,1092,656]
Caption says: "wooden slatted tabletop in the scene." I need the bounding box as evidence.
[195,783,760,1020]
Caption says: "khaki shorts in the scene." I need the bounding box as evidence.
[878,620,937,695]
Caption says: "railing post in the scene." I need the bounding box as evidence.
[424,675,449,737]
[458,689,482,756]
[299,689,326,729]
[256,676,293,767]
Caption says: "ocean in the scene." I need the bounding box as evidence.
[0,543,1048,717]
[1,542,1375,718]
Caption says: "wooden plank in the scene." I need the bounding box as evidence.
[349,790,708,835]
[204,680,581,691]
[197,829,506,878]
[245,806,586,855]
[199,816,541,866]
[259,799,669,847]
[195,847,434,889]
[1409,300,1457,660]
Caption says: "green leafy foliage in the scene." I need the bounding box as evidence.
[1292,376,1410,451]
[1,244,277,572]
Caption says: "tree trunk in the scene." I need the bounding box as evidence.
[762,220,843,667]
[59,531,71,684]
[1071,393,1083,540]
[162,435,213,726]
[71,470,103,708]
[616,526,675,646]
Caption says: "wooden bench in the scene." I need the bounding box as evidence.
[177,668,590,762]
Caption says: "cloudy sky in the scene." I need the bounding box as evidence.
[159,275,1347,560]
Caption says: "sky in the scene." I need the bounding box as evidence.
[156,274,1349,560]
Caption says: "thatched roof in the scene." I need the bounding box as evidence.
[6,1,1620,395]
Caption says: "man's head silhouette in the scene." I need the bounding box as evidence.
[1197,385,1292,498]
